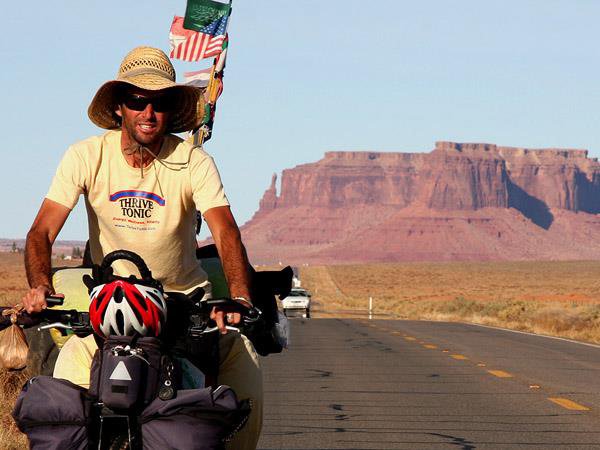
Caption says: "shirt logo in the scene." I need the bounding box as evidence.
[110,190,165,219]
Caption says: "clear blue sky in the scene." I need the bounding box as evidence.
[2,1,600,240]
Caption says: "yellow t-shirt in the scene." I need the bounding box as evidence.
[46,130,229,292]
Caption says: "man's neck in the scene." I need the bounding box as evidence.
[120,132,163,168]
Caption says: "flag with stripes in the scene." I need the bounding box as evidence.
[169,16,226,62]
[183,67,213,88]
[215,35,228,73]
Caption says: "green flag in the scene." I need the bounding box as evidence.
[184,0,231,33]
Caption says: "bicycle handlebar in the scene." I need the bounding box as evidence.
[36,302,92,336]
[38,295,261,338]
[183,297,262,337]
[45,295,65,307]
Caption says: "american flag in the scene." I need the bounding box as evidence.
[169,16,226,62]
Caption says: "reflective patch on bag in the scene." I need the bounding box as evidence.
[110,361,133,380]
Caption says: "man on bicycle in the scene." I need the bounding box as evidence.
[21,46,261,450]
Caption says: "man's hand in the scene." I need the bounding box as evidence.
[22,285,63,314]
[210,306,242,334]
[209,297,253,334]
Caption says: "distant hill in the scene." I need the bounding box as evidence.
[0,238,86,257]
[240,141,600,264]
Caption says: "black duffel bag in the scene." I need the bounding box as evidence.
[140,385,251,450]
[12,376,92,450]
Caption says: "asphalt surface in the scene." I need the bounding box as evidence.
[257,318,600,450]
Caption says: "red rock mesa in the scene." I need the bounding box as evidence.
[240,142,600,264]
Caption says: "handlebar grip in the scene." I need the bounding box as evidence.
[205,298,253,315]
[45,296,64,307]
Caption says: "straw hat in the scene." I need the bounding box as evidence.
[88,46,204,133]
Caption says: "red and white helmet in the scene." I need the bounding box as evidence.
[89,279,167,338]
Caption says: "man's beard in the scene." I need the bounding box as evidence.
[124,119,161,147]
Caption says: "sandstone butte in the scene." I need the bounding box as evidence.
[238,141,600,264]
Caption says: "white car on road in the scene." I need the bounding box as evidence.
[282,288,311,318]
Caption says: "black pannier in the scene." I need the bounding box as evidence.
[140,385,251,450]
[12,376,91,450]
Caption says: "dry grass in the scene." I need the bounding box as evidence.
[0,252,80,307]
[300,261,600,343]
[0,370,29,449]
[0,253,28,307]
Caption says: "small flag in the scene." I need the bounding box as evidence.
[215,35,228,73]
[183,67,213,88]
[169,16,226,62]
[184,0,231,34]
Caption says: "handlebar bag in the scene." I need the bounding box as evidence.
[140,384,251,450]
[89,335,164,410]
[12,375,91,450]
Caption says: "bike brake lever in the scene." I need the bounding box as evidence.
[201,325,241,335]
[38,322,73,331]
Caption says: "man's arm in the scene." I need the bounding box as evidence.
[23,198,71,313]
[203,205,252,301]
[203,205,252,332]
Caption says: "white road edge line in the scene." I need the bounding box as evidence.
[459,321,600,349]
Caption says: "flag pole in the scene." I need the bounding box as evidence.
[199,0,231,146]
[196,59,217,147]
[187,0,232,147]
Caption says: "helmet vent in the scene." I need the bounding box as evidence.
[115,310,125,335]
[133,291,147,311]
[114,286,124,303]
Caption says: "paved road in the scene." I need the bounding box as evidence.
[257,318,600,450]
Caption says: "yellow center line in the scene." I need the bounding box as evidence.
[487,370,513,378]
[423,344,438,349]
[450,354,468,360]
[404,336,417,341]
[391,331,403,336]
[548,398,590,411]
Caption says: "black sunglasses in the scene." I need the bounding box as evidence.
[122,94,174,112]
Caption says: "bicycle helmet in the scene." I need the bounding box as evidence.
[85,250,167,338]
